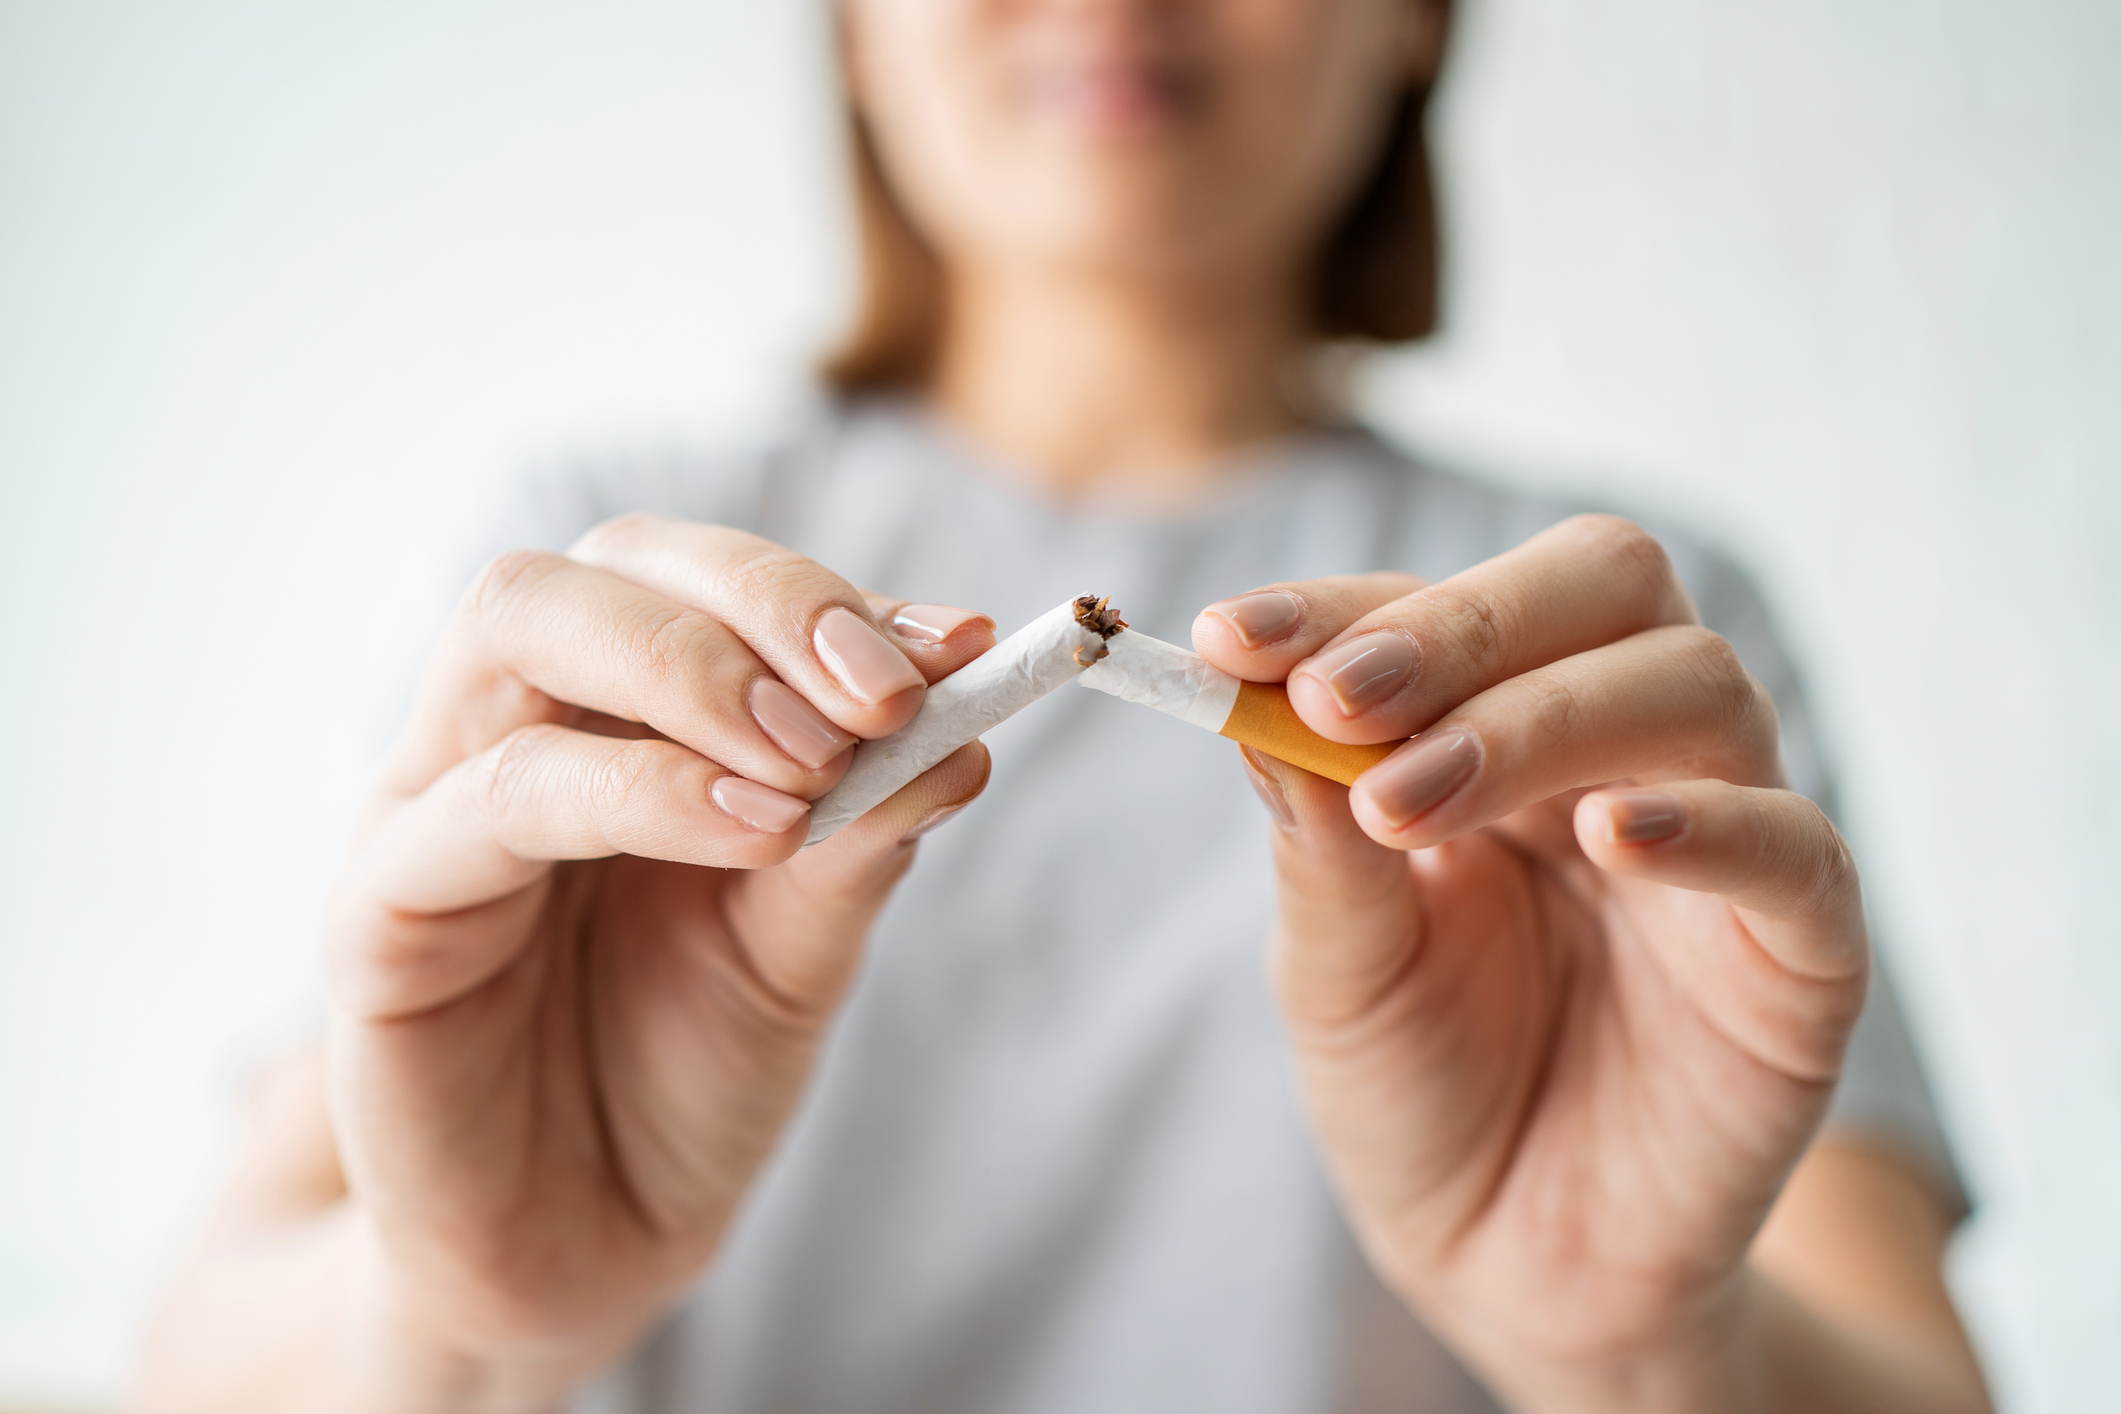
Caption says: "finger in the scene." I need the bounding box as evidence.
[1347,624,1780,848]
[554,593,993,749]
[1577,780,1864,977]
[865,595,999,683]
[1191,573,1426,679]
[724,742,993,1010]
[1574,779,1868,1080]
[394,549,860,800]
[362,723,811,916]
[567,515,928,734]
[1283,514,1698,744]
[335,723,818,1018]
[1249,744,1571,1232]
[1235,747,1422,1030]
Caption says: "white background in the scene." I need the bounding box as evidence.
[1,1,2114,1409]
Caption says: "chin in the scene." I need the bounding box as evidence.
[998,161,1272,279]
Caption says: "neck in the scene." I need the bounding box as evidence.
[927,262,1317,504]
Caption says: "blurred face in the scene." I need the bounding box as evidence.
[844,0,1442,291]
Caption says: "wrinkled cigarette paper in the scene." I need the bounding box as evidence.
[803,595,1126,845]
[1078,631,1397,786]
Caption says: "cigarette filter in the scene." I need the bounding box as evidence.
[803,595,1125,845]
[1077,631,1397,786]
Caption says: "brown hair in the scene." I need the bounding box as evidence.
[824,64,1445,393]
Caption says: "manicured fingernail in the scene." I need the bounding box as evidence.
[711,776,810,834]
[891,604,995,645]
[1365,727,1481,827]
[1606,790,1686,844]
[1300,632,1418,714]
[814,607,926,704]
[1239,745,1296,829]
[747,678,856,770]
[1204,591,1302,648]
[903,799,973,840]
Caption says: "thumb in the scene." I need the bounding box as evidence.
[1243,746,1425,1031]
[722,741,992,1011]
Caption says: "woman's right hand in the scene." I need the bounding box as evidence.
[310,514,993,1409]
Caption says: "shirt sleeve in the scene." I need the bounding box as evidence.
[467,435,788,561]
[1667,536,1969,1216]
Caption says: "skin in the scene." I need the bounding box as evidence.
[854,0,1443,489]
[1198,540,1987,1411]
[135,1,1991,1411]
[141,521,1006,1410]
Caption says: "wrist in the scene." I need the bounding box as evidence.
[1443,1268,1772,1414]
[1417,1260,1984,1414]
[331,1209,586,1414]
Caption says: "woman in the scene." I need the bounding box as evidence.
[137,2,1989,1410]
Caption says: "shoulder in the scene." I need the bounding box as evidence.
[475,393,890,558]
[1338,424,1769,625]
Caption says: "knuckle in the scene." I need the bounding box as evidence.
[1575,512,1664,563]
[466,547,560,625]
[1423,581,1512,665]
[586,739,698,852]
[717,537,829,611]
[478,722,567,817]
[631,602,728,688]
[589,737,663,813]
[1572,513,1677,602]
[1744,789,1853,909]
[1524,670,1588,748]
[1563,511,1630,540]
[1676,628,1766,738]
[568,510,667,561]
[1785,797,1861,917]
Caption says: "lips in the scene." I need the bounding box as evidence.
[1021,57,1206,132]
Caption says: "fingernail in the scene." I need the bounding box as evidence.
[891,604,995,645]
[711,776,811,834]
[1606,790,1686,844]
[748,678,856,770]
[1299,632,1417,714]
[903,798,973,840]
[814,607,926,704]
[1204,591,1302,648]
[1239,745,1296,829]
[1365,727,1481,827]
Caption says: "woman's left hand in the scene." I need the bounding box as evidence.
[1194,514,1870,1413]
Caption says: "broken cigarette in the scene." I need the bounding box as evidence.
[1077,630,1397,786]
[803,594,1127,845]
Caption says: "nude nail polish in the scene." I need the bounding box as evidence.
[748,678,856,770]
[1606,791,1686,844]
[1364,728,1481,827]
[891,604,995,644]
[814,607,926,704]
[710,776,811,834]
[1300,632,1417,714]
[1239,745,1297,829]
[1205,591,1302,648]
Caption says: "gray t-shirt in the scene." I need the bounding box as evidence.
[496,396,1957,1414]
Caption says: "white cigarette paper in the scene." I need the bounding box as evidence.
[803,596,1121,845]
[1077,629,1399,786]
[1074,630,1240,730]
